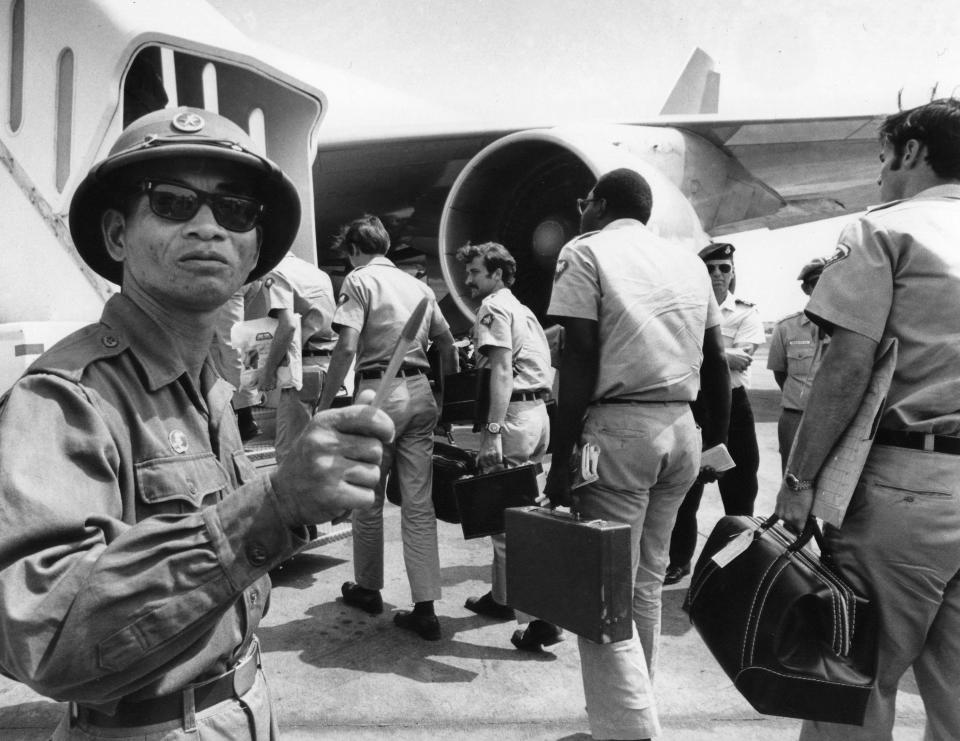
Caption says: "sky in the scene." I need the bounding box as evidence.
[211,0,960,123]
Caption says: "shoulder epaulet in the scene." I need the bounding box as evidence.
[24,323,127,383]
[776,310,804,323]
[574,230,600,242]
[735,298,755,307]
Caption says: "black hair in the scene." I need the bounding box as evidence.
[880,98,960,179]
[592,168,653,224]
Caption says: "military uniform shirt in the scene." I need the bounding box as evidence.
[806,184,960,434]
[261,254,337,353]
[766,310,829,411]
[718,293,764,389]
[334,256,450,371]
[547,218,720,402]
[474,287,553,392]
[0,294,305,708]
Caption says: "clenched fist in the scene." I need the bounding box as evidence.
[270,389,394,526]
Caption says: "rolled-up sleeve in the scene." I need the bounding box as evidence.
[0,373,301,704]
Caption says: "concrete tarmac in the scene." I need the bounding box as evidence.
[0,357,928,740]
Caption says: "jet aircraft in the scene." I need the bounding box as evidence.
[0,0,885,384]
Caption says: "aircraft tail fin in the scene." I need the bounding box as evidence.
[660,48,720,115]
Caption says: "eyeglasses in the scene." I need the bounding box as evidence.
[138,180,263,232]
[577,197,600,215]
[706,263,732,274]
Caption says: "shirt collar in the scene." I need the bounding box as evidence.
[602,218,646,232]
[912,183,960,201]
[719,292,737,311]
[481,286,511,306]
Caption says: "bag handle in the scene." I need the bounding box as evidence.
[759,514,824,553]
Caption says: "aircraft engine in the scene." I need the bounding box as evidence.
[439,124,781,325]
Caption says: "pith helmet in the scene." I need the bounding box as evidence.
[69,106,301,285]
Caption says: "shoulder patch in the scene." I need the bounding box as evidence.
[822,243,851,268]
[337,293,350,305]
[480,313,494,327]
[554,259,568,282]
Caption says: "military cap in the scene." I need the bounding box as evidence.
[69,106,300,285]
[797,257,827,282]
[698,242,735,261]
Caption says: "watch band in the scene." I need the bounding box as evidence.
[785,471,815,491]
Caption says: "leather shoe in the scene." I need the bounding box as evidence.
[510,619,563,652]
[393,610,441,641]
[465,592,515,621]
[663,562,691,586]
[341,581,383,615]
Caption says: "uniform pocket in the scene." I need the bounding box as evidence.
[135,453,229,508]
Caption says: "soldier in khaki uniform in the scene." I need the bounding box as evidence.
[545,168,729,741]
[0,108,393,740]
[776,98,960,741]
[318,215,459,641]
[766,258,829,471]
[251,253,338,464]
[455,242,561,650]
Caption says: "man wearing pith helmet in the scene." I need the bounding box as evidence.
[0,107,394,740]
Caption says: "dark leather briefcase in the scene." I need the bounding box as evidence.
[452,464,540,539]
[505,506,632,644]
[386,441,475,524]
[683,515,877,726]
[440,368,490,424]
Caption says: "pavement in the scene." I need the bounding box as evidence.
[0,355,929,740]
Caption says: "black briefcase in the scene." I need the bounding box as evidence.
[505,507,632,644]
[452,464,540,539]
[683,515,877,726]
[385,441,475,524]
[440,368,490,424]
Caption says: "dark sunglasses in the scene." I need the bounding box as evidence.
[706,263,732,274]
[577,197,602,215]
[138,180,263,232]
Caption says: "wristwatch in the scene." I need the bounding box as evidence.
[484,422,502,435]
[784,471,815,492]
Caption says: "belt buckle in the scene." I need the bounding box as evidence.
[923,433,936,452]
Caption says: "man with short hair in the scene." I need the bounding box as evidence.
[766,257,829,472]
[546,168,729,740]
[318,214,459,641]
[775,98,960,740]
[456,241,560,650]
[251,252,338,464]
[0,107,393,740]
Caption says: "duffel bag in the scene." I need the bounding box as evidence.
[683,515,877,726]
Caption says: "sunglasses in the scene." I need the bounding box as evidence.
[138,180,263,232]
[577,197,601,215]
[706,263,732,274]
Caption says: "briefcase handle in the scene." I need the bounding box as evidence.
[759,514,824,553]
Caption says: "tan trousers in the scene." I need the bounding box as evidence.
[352,373,441,603]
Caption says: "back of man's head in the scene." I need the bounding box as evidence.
[335,214,390,255]
[593,168,653,224]
[880,98,960,180]
[455,241,517,286]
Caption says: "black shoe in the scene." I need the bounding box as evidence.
[663,562,691,586]
[510,619,563,652]
[393,610,441,641]
[236,407,260,442]
[465,592,515,621]
[341,581,383,615]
